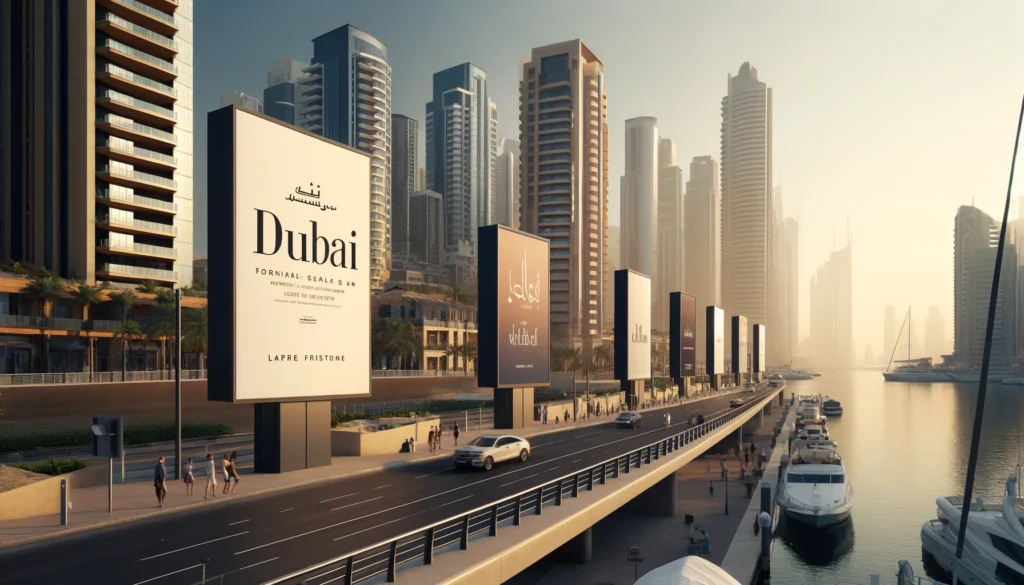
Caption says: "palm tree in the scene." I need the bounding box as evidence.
[372,318,421,369]
[144,301,177,371]
[593,344,612,370]
[110,290,138,321]
[445,343,460,372]
[459,341,477,374]
[137,279,159,294]
[23,273,66,373]
[182,307,208,371]
[114,320,142,379]
[70,284,103,373]
[560,347,581,373]
[444,286,462,304]
[154,288,174,305]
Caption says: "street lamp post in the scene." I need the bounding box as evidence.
[724,460,730,515]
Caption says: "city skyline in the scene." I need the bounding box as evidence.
[187,0,1024,355]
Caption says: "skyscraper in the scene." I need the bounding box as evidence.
[298,24,392,289]
[409,189,444,268]
[220,92,263,112]
[883,305,897,362]
[684,156,721,363]
[264,58,305,125]
[391,114,418,263]
[494,139,520,229]
[954,205,999,362]
[620,117,658,280]
[784,218,799,364]
[519,40,609,347]
[425,63,498,287]
[809,241,853,369]
[721,63,772,343]
[1,0,194,287]
[767,187,788,366]
[967,245,1018,370]
[606,224,621,332]
[655,137,684,333]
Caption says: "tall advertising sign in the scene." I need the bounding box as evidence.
[706,306,725,375]
[731,315,749,375]
[207,107,371,402]
[615,270,652,381]
[477,225,551,388]
[669,292,697,379]
[753,324,767,373]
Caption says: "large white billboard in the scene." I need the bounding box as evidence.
[614,269,652,381]
[208,107,371,402]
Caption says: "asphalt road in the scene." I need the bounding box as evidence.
[0,387,778,585]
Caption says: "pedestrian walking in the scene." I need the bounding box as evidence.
[221,453,232,494]
[437,426,444,451]
[543,406,549,424]
[204,453,217,499]
[228,451,241,493]
[409,436,416,453]
[453,422,460,446]
[154,456,168,508]
[564,408,570,423]
[183,457,195,496]
[709,480,714,498]
[428,427,436,453]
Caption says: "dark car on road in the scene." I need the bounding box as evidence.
[615,412,643,429]
[730,398,745,408]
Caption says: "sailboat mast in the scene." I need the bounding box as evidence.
[908,306,912,362]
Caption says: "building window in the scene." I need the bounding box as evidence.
[529,68,535,78]
[528,104,534,112]
[529,81,535,90]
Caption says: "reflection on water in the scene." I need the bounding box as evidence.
[770,370,1024,585]
[776,514,855,566]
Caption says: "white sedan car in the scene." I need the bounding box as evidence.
[453,435,531,471]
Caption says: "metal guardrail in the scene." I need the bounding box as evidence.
[190,391,777,585]
[0,369,479,386]
[369,369,475,378]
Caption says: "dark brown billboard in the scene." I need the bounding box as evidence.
[477,225,551,388]
[670,292,697,379]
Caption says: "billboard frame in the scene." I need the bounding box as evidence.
[705,306,725,376]
[614,269,653,382]
[477,223,552,389]
[669,292,697,379]
[752,324,767,373]
[731,315,749,375]
[207,105,373,404]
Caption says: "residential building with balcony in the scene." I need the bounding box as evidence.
[372,289,477,373]
[391,114,418,262]
[518,40,609,350]
[264,57,305,125]
[0,0,194,289]
[297,24,392,289]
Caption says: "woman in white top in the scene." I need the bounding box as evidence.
[183,458,195,495]
[221,454,231,495]
[204,453,217,499]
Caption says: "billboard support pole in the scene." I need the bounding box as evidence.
[174,288,182,480]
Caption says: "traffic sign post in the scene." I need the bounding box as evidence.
[628,546,643,582]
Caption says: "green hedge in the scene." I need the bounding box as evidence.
[332,410,430,427]
[0,421,233,454]
[14,458,86,476]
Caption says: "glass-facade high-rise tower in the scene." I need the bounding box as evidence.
[298,24,392,289]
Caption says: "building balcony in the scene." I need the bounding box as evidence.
[97,0,177,38]
[97,239,177,261]
[98,215,177,239]
[0,315,85,331]
[96,12,177,60]
[96,89,176,128]
[97,114,177,148]
[134,0,179,16]
[97,39,177,83]
[297,101,322,116]
[97,165,176,195]
[98,263,177,284]
[97,139,177,172]
[96,187,176,215]
[96,63,176,105]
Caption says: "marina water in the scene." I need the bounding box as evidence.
[771,370,1024,584]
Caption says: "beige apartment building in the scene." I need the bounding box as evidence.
[518,39,609,350]
[1,0,194,289]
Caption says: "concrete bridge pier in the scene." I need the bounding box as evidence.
[494,387,535,429]
[622,380,644,410]
[553,526,593,563]
[625,473,678,517]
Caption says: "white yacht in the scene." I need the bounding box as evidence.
[921,475,1024,585]
[823,399,843,416]
[779,439,853,528]
[783,370,816,380]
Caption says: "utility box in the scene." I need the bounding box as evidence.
[92,417,123,458]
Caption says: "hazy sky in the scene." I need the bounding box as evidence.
[193,0,1024,356]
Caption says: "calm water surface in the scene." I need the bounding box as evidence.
[771,370,1024,584]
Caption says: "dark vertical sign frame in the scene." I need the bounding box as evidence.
[731,315,748,375]
[753,324,767,373]
[670,292,697,379]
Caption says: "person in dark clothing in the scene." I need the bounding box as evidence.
[453,422,460,446]
[154,456,167,507]
[709,480,714,498]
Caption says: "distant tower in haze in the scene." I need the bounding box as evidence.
[494,139,520,229]
[925,306,946,361]
[684,155,721,364]
[785,218,799,365]
[391,114,419,264]
[620,116,658,278]
[264,58,306,125]
[809,242,853,369]
[953,205,1001,364]
[655,137,684,334]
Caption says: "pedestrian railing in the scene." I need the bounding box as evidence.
[0,369,477,386]
[188,390,779,585]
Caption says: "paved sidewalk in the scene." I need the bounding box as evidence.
[0,389,747,549]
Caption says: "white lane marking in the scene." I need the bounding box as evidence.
[532,439,565,449]
[280,508,294,513]
[332,496,383,511]
[575,432,599,438]
[320,493,357,504]
[572,459,583,464]
[235,395,764,556]
[228,519,250,526]
[131,564,203,585]
[499,473,538,488]
[139,531,249,561]
[415,468,451,479]
[547,466,560,472]
[372,484,391,490]
[332,515,408,542]
[437,494,474,508]
[239,557,279,571]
